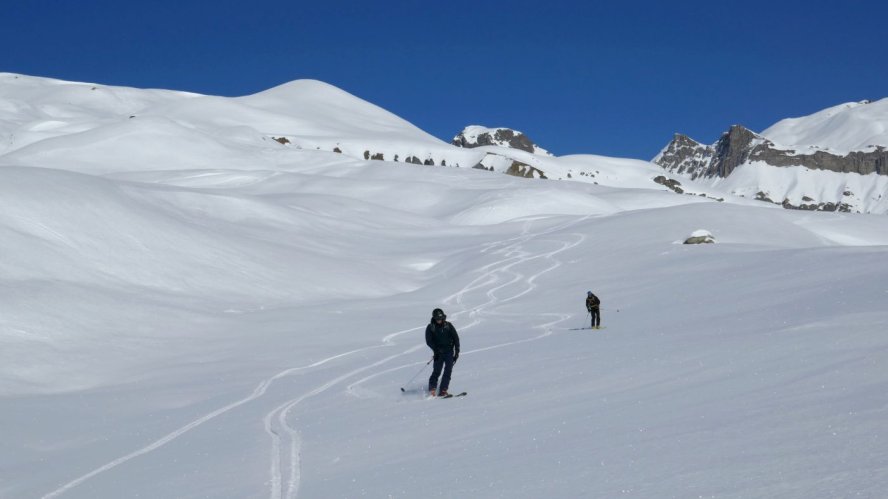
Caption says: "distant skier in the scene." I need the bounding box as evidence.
[585,291,601,329]
[426,308,460,397]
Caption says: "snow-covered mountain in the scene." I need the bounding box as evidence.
[654,98,888,213]
[3,73,888,499]
[0,72,721,197]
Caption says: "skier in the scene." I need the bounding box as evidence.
[426,308,460,397]
[585,291,601,329]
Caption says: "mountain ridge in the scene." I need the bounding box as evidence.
[0,72,710,198]
[3,72,885,212]
[654,99,888,213]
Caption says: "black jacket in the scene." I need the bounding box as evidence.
[426,320,460,355]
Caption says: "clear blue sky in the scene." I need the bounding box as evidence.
[4,1,887,159]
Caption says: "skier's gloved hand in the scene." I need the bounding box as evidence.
[454,352,459,363]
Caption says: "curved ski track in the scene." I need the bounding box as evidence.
[41,216,590,499]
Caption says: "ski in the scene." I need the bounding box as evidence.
[439,392,467,399]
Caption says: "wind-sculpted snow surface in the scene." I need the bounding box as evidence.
[2,73,888,498]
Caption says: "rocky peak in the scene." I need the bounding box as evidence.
[452,126,551,156]
[657,122,888,180]
[654,133,714,180]
[710,125,763,178]
[654,119,888,213]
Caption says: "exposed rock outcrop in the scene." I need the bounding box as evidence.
[506,160,546,179]
[684,230,715,244]
[452,126,551,156]
[656,125,888,180]
[653,175,684,194]
[655,121,888,213]
[471,152,547,179]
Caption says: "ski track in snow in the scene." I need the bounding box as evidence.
[41,217,589,499]
[267,219,588,499]
[39,347,381,499]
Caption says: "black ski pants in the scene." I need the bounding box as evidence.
[589,308,601,327]
[429,350,455,393]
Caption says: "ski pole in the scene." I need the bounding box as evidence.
[400,356,433,392]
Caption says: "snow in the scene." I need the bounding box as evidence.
[762,98,888,155]
[688,229,714,240]
[710,161,888,214]
[2,73,888,498]
[458,125,496,142]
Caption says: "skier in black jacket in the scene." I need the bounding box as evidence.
[426,308,460,397]
[586,291,601,329]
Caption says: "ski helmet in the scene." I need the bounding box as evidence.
[432,308,446,321]
[587,291,593,296]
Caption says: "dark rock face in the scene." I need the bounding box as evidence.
[684,235,715,244]
[506,160,546,179]
[711,125,758,178]
[655,134,713,178]
[780,199,853,212]
[452,127,547,155]
[653,175,684,194]
[656,125,888,179]
[750,146,888,175]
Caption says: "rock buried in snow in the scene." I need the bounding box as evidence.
[684,230,715,244]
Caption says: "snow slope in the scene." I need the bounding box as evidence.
[2,74,888,499]
[762,98,888,155]
[712,161,888,214]
[0,73,721,198]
